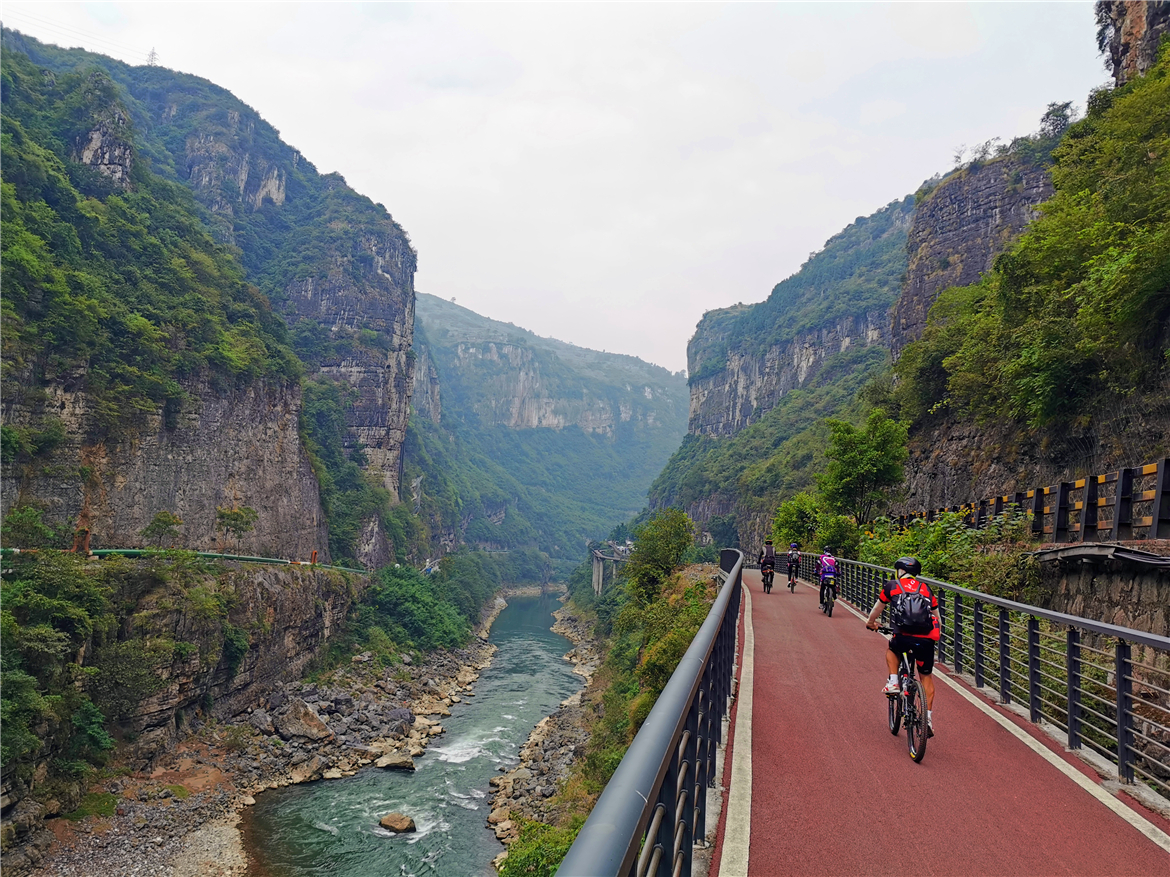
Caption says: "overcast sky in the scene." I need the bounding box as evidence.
[5,2,1110,372]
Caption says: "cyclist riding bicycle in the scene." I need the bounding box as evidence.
[786,543,800,579]
[758,538,777,573]
[865,556,940,736]
[817,548,838,607]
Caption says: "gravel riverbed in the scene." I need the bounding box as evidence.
[26,591,542,877]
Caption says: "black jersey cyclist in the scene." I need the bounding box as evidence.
[785,543,800,582]
[865,556,941,736]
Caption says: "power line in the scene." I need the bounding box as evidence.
[3,9,149,62]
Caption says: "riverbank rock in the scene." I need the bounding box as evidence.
[375,752,415,771]
[274,700,333,741]
[379,813,416,833]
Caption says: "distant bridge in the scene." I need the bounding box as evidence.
[591,542,630,595]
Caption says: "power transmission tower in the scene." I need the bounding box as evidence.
[147,47,158,66]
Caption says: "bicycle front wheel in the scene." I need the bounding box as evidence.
[906,679,928,763]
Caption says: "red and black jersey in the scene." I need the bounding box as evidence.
[879,576,940,641]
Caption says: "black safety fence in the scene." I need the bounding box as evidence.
[558,549,744,877]
[811,554,1170,801]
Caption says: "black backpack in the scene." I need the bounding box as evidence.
[891,578,934,634]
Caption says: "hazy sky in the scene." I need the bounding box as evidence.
[4,2,1110,372]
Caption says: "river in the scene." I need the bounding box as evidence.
[242,594,582,876]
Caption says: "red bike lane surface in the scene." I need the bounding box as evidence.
[735,572,1170,877]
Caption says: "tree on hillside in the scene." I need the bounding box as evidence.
[624,509,695,607]
[817,409,908,524]
[215,506,258,554]
[140,511,183,548]
[772,492,820,548]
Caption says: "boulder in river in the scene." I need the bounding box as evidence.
[375,752,416,771]
[379,812,416,833]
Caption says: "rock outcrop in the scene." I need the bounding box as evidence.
[0,375,329,559]
[687,311,889,437]
[1097,0,1170,86]
[70,74,133,187]
[891,156,1052,357]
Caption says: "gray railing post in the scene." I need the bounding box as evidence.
[999,608,1012,704]
[1067,627,1081,750]
[1028,616,1041,722]
[973,601,985,689]
[952,593,964,674]
[1115,640,1134,783]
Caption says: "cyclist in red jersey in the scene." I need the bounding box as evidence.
[865,556,940,734]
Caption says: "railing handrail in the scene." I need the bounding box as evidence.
[807,553,1170,650]
[558,549,744,877]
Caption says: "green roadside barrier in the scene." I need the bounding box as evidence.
[2,546,367,575]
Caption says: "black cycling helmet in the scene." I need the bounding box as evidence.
[765,538,773,544]
[894,556,921,577]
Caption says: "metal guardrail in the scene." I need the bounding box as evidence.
[559,549,744,877]
[894,457,1170,543]
[813,554,1170,799]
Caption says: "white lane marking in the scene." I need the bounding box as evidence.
[837,595,1170,855]
[718,580,753,877]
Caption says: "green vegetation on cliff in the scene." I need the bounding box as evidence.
[688,196,912,383]
[893,48,1170,429]
[0,50,298,431]
[406,295,689,571]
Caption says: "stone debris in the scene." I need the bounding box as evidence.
[21,636,497,877]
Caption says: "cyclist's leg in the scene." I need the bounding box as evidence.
[913,639,936,709]
[884,644,899,677]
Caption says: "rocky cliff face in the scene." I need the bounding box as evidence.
[687,311,889,436]
[69,75,133,187]
[891,156,1052,357]
[415,293,686,438]
[448,341,661,434]
[0,558,371,872]
[1098,0,1170,86]
[0,375,330,559]
[158,96,419,499]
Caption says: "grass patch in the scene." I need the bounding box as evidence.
[165,784,191,800]
[63,792,117,820]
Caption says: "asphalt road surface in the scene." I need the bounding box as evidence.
[713,570,1170,877]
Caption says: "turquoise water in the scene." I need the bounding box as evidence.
[243,594,582,876]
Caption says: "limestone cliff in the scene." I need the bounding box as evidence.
[415,293,684,437]
[1097,0,1170,86]
[687,311,889,437]
[0,374,330,560]
[7,31,419,502]
[891,156,1052,357]
[407,293,689,563]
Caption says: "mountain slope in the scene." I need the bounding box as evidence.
[407,294,688,569]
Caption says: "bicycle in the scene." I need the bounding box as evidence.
[761,564,774,594]
[875,626,929,763]
[819,575,836,616]
[787,562,798,593]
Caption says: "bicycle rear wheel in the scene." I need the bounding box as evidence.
[888,690,902,735]
[906,679,928,763]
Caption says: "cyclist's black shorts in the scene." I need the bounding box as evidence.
[889,634,936,675]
